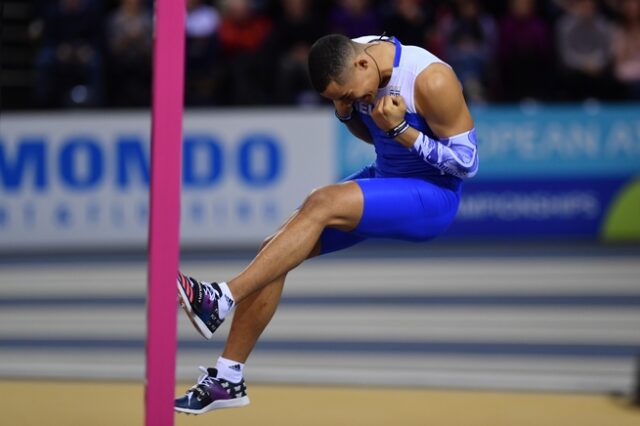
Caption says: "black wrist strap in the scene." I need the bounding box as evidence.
[386,120,409,138]
[335,109,353,123]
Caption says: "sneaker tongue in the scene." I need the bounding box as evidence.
[207,367,218,377]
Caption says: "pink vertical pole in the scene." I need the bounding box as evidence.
[145,0,185,425]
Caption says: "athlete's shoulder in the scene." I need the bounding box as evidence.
[416,63,459,97]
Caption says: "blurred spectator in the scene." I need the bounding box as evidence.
[17,0,640,109]
[33,0,104,107]
[217,0,273,104]
[265,0,324,104]
[383,0,432,48]
[612,0,640,99]
[497,0,554,101]
[185,0,221,105]
[555,0,617,100]
[328,0,382,39]
[443,0,497,103]
[106,0,152,106]
[424,2,455,59]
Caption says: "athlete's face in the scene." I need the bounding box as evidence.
[321,56,380,105]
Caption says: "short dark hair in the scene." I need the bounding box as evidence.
[307,34,356,93]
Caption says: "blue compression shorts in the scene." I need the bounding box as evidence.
[319,165,462,255]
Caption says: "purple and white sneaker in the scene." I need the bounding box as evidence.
[175,367,250,415]
[177,272,230,339]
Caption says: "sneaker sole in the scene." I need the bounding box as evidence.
[174,396,250,415]
[177,279,214,340]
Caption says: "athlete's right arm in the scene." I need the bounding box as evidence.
[334,100,373,144]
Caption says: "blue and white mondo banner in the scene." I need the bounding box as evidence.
[0,111,335,250]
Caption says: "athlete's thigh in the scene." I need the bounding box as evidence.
[353,177,461,241]
[316,165,376,255]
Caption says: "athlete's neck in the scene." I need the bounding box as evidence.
[367,42,395,88]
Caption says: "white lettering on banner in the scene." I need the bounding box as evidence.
[458,191,600,221]
[605,122,640,157]
[0,111,335,250]
[478,120,640,161]
[0,198,280,233]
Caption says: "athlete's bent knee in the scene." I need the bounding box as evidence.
[300,186,335,221]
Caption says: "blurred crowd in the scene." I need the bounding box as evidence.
[29,0,640,108]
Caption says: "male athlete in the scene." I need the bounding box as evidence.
[174,33,478,414]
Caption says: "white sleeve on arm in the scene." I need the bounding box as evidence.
[411,128,479,179]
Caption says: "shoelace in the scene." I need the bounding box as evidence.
[202,282,220,301]
[191,366,218,391]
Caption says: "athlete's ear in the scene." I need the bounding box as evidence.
[354,55,369,70]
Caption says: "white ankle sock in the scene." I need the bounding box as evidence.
[216,281,235,319]
[215,356,244,383]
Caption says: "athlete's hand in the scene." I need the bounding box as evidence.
[371,95,407,132]
[333,99,354,119]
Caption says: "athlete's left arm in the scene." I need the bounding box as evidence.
[372,63,479,178]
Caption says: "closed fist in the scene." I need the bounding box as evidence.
[371,95,406,132]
